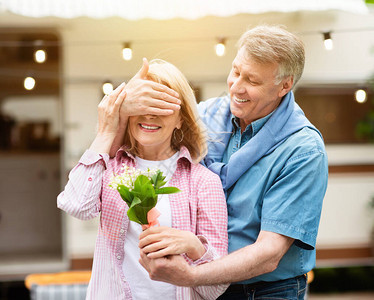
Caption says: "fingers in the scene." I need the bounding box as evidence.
[107,82,126,101]
[139,226,166,239]
[139,250,151,271]
[139,232,163,249]
[116,90,127,107]
[150,81,180,103]
[100,82,126,110]
[134,57,149,79]
[147,248,173,259]
[143,108,175,116]
[141,240,166,254]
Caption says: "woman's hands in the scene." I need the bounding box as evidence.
[89,83,127,154]
[139,226,206,261]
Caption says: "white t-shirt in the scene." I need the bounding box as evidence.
[122,152,179,300]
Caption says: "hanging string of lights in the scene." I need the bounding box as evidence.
[1,26,374,102]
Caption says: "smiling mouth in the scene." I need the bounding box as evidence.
[139,123,161,130]
[233,96,250,103]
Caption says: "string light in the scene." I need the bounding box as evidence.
[355,89,367,103]
[33,40,47,63]
[323,32,333,50]
[24,76,36,90]
[34,49,47,63]
[102,81,114,95]
[0,26,373,93]
[122,42,132,61]
[215,38,226,57]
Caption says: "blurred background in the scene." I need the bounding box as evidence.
[0,0,373,299]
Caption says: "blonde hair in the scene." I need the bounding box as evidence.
[238,25,305,87]
[124,59,207,163]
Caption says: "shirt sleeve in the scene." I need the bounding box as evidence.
[57,149,109,220]
[261,148,328,250]
[191,172,229,299]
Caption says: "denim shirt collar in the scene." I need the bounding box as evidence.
[231,111,274,137]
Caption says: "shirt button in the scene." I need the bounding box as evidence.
[120,229,125,234]
[88,177,92,181]
[117,255,121,260]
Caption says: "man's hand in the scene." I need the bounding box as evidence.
[139,251,196,287]
[122,58,181,117]
[109,58,181,157]
[140,230,294,287]
[139,226,206,261]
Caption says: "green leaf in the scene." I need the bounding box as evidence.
[151,170,167,190]
[155,187,181,194]
[117,185,133,206]
[133,175,156,199]
[127,196,144,224]
[127,195,157,225]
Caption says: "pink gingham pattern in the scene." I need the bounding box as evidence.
[57,146,228,299]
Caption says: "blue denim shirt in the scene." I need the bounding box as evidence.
[198,92,328,284]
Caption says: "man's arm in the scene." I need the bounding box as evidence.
[139,230,294,286]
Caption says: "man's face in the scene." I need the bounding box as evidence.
[227,47,292,130]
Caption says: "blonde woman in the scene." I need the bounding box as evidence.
[57,59,228,299]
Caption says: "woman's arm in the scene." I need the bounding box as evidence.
[194,174,228,260]
[189,172,229,299]
[58,83,127,219]
[57,150,108,220]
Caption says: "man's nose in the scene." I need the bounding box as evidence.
[230,78,246,95]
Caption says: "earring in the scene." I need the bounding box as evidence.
[173,128,184,144]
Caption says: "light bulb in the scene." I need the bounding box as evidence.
[323,32,333,51]
[324,39,333,50]
[355,89,367,103]
[34,49,47,63]
[24,77,36,90]
[102,82,114,95]
[122,43,132,61]
[215,39,226,57]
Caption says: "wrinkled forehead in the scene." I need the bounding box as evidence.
[234,47,270,65]
[232,47,279,78]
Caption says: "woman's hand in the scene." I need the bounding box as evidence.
[89,83,127,154]
[139,226,206,261]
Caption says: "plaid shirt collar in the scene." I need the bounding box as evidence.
[115,145,193,165]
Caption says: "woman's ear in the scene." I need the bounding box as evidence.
[177,116,183,130]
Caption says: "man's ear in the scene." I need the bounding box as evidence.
[278,76,294,98]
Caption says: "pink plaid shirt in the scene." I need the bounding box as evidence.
[57,146,228,299]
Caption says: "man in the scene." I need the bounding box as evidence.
[115,25,328,299]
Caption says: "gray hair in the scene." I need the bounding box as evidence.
[237,25,305,87]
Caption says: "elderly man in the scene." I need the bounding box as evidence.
[113,25,328,299]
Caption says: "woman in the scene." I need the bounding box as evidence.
[57,59,228,299]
